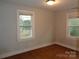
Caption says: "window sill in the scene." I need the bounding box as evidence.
[68,36,79,39]
[17,37,33,42]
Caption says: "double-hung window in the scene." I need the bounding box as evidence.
[67,18,79,38]
[17,10,35,41]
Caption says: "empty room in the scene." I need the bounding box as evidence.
[0,0,79,59]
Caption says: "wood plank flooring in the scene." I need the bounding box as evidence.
[4,44,79,59]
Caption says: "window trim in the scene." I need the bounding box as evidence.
[17,10,35,41]
[66,14,79,38]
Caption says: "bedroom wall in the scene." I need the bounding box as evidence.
[0,2,4,54]
[55,9,78,50]
[0,1,55,57]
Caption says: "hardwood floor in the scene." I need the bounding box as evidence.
[4,44,79,59]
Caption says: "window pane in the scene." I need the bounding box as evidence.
[68,18,79,26]
[69,26,79,36]
[68,18,79,37]
[19,15,32,39]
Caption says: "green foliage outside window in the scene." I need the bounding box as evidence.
[19,15,32,39]
[69,18,79,37]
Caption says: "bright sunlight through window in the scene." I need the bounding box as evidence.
[17,10,34,41]
[19,15,32,39]
[68,18,79,38]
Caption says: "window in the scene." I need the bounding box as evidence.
[67,18,79,38]
[17,10,35,40]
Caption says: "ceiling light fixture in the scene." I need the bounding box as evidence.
[46,0,55,5]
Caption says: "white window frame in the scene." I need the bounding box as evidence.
[66,14,79,38]
[17,10,35,41]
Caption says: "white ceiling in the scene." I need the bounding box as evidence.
[1,0,78,11]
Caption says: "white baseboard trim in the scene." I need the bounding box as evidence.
[56,42,79,52]
[0,43,55,59]
[0,42,78,58]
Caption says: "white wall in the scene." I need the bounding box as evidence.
[0,1,54,56]
[0,2,4,54]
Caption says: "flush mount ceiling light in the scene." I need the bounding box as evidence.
[46,0,55,5]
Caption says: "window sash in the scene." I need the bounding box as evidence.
[68,26,79,37]
[19,15,32,39]
[17,10,35,41]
